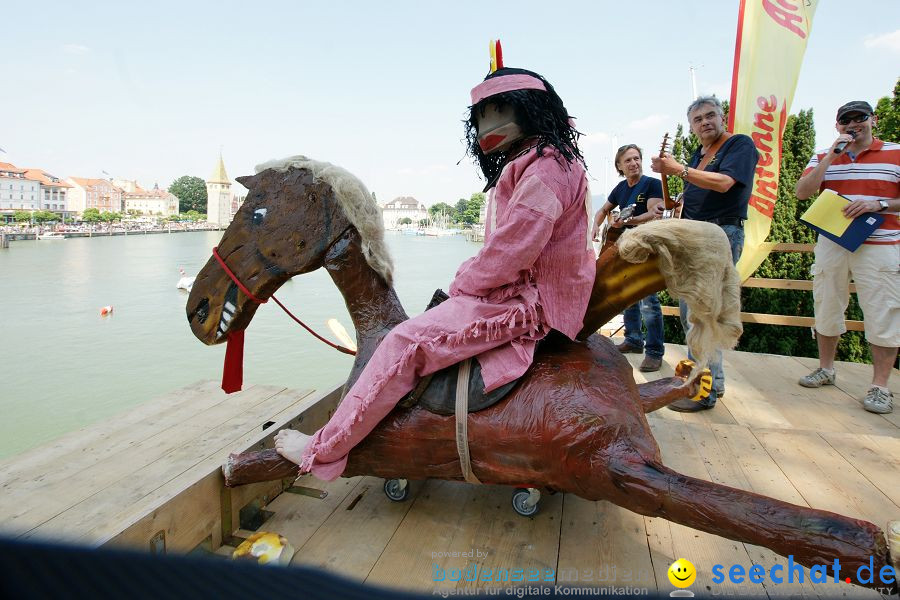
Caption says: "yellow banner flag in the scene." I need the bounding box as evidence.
[729,0,818,280]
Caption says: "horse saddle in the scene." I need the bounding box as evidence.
[398,289,519,415]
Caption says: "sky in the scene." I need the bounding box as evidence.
[2,1,898,208]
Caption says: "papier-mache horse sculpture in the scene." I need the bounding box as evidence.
[186,156,898,591]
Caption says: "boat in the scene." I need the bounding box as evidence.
[38,232,65,240]
[177,268,196,291]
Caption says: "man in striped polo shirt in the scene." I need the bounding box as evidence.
[795,100,899,414]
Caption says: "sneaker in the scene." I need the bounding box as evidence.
[798,367,835,388]
[863,387,893,414]
[639,356,663,372]
[616,340,643,354]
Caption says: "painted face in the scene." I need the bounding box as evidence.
[617,148,643,178]
[667,558,697,588]
[476,102,524,154]
[689,104,725,143]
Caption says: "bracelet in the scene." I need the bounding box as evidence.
[679,164,689,180]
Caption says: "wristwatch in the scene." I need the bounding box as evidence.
[878,199,889,211]
[679,164,689,179]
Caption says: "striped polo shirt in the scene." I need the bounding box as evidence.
[803,139,900,245]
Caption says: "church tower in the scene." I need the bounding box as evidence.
[206,153,232,226]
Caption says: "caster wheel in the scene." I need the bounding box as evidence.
[511,488,540,517]
[383,478,409,502]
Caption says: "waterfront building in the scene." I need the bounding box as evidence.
[381,196,427,230]
[206,154,233,226]
[65,177,124,215]
[0,162,41,221]
[116,180,179,217]
[24,168,72,217]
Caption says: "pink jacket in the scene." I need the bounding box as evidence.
[451,147,596,340]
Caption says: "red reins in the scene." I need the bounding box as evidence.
[212,246,356,356]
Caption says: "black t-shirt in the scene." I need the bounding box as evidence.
[607,175,663,218]
[682,133,759,221]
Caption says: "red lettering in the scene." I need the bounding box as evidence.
[753,112,774,133]
[755,177,778,201]
[752,131,774,154]
[757,95,777,112]
[762,0,806,39]
[749,194,776,218]
[755,166,775,180]
[757,152,774,168]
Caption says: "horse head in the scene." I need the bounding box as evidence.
[186,156,394,346]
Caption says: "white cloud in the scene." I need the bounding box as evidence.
[628,114,669,130]
[864,30,900,53]
[62,44,90,55]
[580,131,612,149]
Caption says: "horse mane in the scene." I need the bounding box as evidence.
[615,220,743,368]
[254,155,394,286]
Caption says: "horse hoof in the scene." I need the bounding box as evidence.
[675,360,696,378]
[384,478,409,502]
[512,488,540,517]
[690,369,712,402]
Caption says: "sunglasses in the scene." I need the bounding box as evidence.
[838,114,870,126]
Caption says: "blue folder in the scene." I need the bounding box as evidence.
[799,190,884,252]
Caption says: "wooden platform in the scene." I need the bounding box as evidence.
[0,346,896,598]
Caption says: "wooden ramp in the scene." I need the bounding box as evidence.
[0,347,896,598]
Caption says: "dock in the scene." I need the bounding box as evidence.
[0,344,897,598]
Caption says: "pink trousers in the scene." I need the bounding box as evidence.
[299,290,546,481]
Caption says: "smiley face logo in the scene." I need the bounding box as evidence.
[668,558,696,588]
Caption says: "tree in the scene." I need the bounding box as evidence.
[81,208,101,224]
[398,217,413,225]
[458,192,486,225]
[33,211,58,224]
[429,202,457,222]
[14,210,31,223]
[169,176,208,213]
[874,77,900,143]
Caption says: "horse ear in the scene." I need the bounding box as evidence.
[236,175,256,188]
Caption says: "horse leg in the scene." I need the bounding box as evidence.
[637,360,711,413]
[604,457,892,590]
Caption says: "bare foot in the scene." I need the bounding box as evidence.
[274,429,312,465]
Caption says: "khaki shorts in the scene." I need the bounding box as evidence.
[811,238,900,347]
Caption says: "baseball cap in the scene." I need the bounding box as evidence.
[836,101,874,121]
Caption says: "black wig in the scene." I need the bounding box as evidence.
[465,68,585,185]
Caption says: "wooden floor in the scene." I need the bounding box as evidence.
[0,346,896,598]
[260,344,899,599]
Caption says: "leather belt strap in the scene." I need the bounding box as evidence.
[454,359,481,484]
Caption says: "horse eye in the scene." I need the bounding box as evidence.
[252,208,267,225]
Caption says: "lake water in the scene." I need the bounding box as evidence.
[0,231,480,459]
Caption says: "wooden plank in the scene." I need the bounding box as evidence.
[365,479,562,593]
[557,495,656,590]
[741,278,859,293]
[819,432,900,508]
[259,475,366,551]
[288,476,418,582]
[660,306,865,331]
[19,386,309,540]
[645,418,752,596]
[754,429,900,524]
[791,356,900,430]
[771,243,815,253]
[72,383,343,550]
[0,380,228,484]
[725,352,854,434]
[0,383,292,535]
[691,423,827,598]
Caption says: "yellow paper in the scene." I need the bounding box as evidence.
[800,189,852,236]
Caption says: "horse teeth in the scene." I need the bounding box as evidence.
[225,302,235,313]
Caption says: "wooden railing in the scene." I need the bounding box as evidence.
[659,242,865,332]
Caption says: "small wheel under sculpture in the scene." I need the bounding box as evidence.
[511,487,541,517]
[383,478,409,502]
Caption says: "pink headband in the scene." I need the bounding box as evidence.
[470,74,547,105]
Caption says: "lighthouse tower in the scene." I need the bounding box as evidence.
[206,153,232,226]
